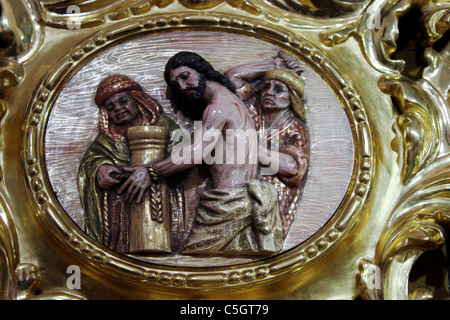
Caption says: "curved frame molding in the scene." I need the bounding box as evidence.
[0,0,447,300]
[22,15,372,292]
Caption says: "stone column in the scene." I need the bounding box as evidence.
[127,125,171,253]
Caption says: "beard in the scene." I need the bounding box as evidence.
[185,73,206,103]
[171,74,208,121]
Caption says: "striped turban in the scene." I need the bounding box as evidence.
[95,74,161,141]
[263,68,306,122]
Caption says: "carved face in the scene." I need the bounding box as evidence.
[261,79,291,111]
[169,65,206,102]
[103,92,140,126]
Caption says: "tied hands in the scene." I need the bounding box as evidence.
[273,51,304,75]
[96,164,153,204]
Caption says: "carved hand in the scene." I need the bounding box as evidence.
[96,164,121,190]
[118,166,151,203]
[273,56,286,69]
[277,50,304,74]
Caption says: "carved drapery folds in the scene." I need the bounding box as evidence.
[0,0,448,300]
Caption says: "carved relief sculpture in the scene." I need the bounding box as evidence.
[0,0,448,301]
[75,50,310,257]
[78,74,176,253]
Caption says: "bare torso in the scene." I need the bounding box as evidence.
[204,84,257,189]
[153,81,257,189]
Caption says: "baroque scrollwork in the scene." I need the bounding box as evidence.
[0,0,447,300]
[321,0,449,74]
[21,12,372,292]
[37,0,175,28]
[349,0,449,300]
[36,0,266,28]
[0,190,18,300]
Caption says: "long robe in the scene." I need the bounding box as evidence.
[237,84,310,237]
[78,114,181,253]
[78,133,131,252]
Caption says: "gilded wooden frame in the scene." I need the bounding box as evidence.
[0,0,448,300]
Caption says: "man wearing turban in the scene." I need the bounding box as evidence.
[78,74,178,253]
[225,53,310,237]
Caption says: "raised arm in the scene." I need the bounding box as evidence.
[224,59,276,89]
[224,52,304,99]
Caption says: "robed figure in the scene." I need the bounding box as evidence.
[78,74,177,253]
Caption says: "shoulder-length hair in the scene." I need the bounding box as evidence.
[164,52,236,121]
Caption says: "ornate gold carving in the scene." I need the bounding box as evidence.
[351,0,449,300]
[127,125,170,252]
[0,191,18,300]
[20,13,372,294]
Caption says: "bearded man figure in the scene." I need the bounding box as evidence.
[149,51,284,256]
[78,74,178,253]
